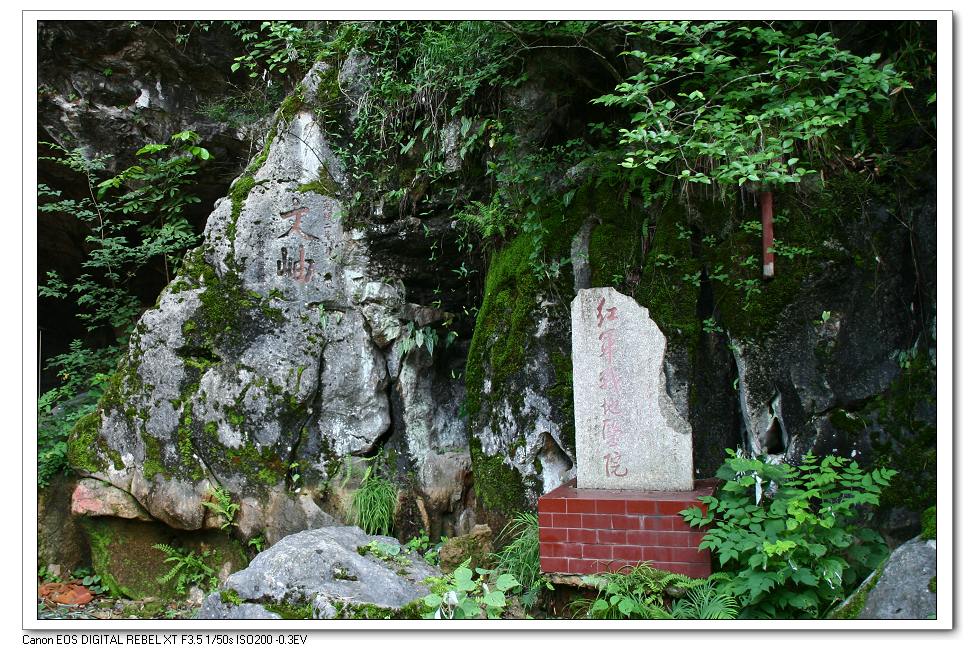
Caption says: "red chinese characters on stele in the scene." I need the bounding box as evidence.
[596,296,628,479]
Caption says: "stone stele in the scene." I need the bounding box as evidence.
[571,287,693,491]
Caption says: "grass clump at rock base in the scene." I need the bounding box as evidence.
[348,464,398,536]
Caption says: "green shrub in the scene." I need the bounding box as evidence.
[405,531,445,566]
[682,450,894,619]
[666,579,739,620]
[38,132,209,483]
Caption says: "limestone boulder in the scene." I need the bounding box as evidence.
[858,536,937,620]
[66,63,411,536]
[198,526,437,619]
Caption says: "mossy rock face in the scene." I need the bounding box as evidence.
[64,63,401,537]
[464,195,590,519]
[81,517,247,601]
[920,507,936,540]
[437,524,494,573]
[38,474,91,575]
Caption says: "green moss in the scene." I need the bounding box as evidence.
[176,408,200,479]
[225,407,245,429]
[83,519,124,597]
[223,441,286,487]
[589,222,641,289]
[278,93,303,124]
[394,598,426,620]
[260,596,421,620]
[297,165,341,197]
[546,350,575,452]
[195,261,255,349]
[83,518,248,601]
[66,411,122,473]
[869,352,937,513]
[928,576,937,593]
[313,65,344,129]
[226,175,256,247]
[140,429,167,480]
[66,412,101,472]
[469,438,528,514]
[921,506,936,540]
[265,601,314,620]
[339,602,398,620]
[708,182,854,340]
[220,589,243,606]
[464,233,540,418]
[633,200,701,343]
[120,600,168,619]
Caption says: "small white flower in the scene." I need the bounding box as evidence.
[444,591,459,607]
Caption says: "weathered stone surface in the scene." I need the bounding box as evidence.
[68,64,409,536]
[571,287,693,491]
[438,524,493,572]
[197,597,281,620]
[38,475,90,575]
[395,349,471,535]
[199,526,438,619]
[71,478,153,521]
[858,536,937,619]
[262,492,336,546]
[81,517,248,601]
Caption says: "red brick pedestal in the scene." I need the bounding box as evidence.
[537,479,718,578]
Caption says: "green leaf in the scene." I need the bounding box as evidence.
[481,590,506,608]
[453,566,476,592]
[495,574,520,592]
[136,143,169,156]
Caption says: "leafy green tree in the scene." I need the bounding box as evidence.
[594,21,908,191]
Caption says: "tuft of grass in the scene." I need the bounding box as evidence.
[491,512,545,607]
[348,465,397,536]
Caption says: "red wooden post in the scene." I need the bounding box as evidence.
[760,190,774,280]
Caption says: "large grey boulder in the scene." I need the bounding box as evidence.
[857,536,937,619]
[66,62,459,538]
[198,526,438,619]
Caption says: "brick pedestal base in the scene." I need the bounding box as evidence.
[537,479,718,578]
